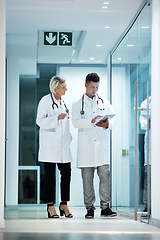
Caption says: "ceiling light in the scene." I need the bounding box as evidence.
[104,2,110,4]
[96,44,102,47]
[105,26,110,29]
[127,44,134,47]
[142,26,150,29]
[102,6,108,9]
[117,58,122,63]
[90,58,95,60]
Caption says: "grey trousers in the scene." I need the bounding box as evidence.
[143,165,151,207]
[81,164,110,210]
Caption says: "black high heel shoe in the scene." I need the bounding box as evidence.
[59,202,73,218]
[47,203,59,218]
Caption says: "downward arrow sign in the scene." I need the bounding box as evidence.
[46,33,56,44]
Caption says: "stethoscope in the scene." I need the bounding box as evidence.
[80,93,105,115]
[50,93,69,118]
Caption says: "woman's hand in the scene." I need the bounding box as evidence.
[58,113,67,120]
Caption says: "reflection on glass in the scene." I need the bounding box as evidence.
[18,170,37,204]
[139,94,151,221]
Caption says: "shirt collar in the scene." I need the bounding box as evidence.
[84,93,97,102]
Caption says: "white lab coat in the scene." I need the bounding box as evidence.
[139,96,151,165]
[72,94,116,168]
[36,93,72,163]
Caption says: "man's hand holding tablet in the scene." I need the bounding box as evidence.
[95,114,116,128]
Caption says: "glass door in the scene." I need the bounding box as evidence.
[111,2,151,221]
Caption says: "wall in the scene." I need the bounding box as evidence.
[0,0,5,228]
[151,0,160,221]
[5,58,20,206]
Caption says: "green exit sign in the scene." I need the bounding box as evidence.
[44,32,57,45]
[59,32,72,46]
[44,31,72,46]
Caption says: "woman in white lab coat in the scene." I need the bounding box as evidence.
[36,76,73,218]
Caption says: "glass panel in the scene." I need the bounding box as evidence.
[111,3,151,221]
[138,5,151,220]
[18,170,37,204]
[19,77,36,204]
[19,77,36,166]
[19,64,57,204]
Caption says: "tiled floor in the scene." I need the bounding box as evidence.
[1,207,160,240]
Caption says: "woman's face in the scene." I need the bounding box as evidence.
[55,82,67,97]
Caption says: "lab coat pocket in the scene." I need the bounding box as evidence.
[78,131,90,149]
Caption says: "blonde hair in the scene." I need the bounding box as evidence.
[49,76,66,94]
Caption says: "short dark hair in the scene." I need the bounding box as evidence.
[85,73,100,83]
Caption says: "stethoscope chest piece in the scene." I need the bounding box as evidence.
[80,110,85,115]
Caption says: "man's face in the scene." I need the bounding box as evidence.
[85,81,99,99]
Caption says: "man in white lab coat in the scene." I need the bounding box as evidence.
[139,96,151,215]
[72,73,117,218]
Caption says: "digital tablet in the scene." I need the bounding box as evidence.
[97,114,116,123]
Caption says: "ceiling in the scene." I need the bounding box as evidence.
[6,0,145,74]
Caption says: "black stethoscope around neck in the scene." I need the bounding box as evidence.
[50,93,69,116]
[80,93,105,115]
